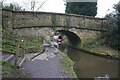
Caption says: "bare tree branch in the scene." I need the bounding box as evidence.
[0,0,6,8]
[36,0,48,11]
[22,0,47,11]
[63,0,66,2]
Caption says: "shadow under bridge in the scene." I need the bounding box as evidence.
[57,30,81,46]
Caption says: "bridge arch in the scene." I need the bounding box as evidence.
[56,30,81,46]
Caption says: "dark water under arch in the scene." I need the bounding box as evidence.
[57,30,81,46]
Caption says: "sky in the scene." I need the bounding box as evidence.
[2,0,120,18]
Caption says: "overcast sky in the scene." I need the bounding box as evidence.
[3,0,120,18]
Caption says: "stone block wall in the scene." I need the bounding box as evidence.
[2,10,108,31]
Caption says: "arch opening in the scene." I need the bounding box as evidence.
[57,30,81,46]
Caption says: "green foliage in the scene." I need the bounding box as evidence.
[115,1,120,32]
[2,28,43,53]
[2,61,15,78]
[2,29,16,53]
[60,53,78,78]
[2,3,24,11]
[2,61,30,78]
[65,2,97,17]
[25,39,43,49]
[104,1,120,50]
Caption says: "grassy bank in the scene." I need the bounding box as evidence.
[1,61,30,79]
[2,29,17,53]
[25,39,43,49]
[2,61,15,78]
[82,42,119,57]
[59,52,78,78]
[2,28,44,53]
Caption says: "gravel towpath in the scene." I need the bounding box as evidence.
[22,47,68,78]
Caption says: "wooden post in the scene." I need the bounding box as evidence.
[15,41,19,67]
[23,39,26,57]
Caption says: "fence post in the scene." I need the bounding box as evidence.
[23,39,26,57]
[15,41,19,67]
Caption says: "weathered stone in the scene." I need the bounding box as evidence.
[2,10,108,45]
[2,10,108,31]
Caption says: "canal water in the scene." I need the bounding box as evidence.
[59,45,119,79]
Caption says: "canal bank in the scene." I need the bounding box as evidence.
[70,46,120,60]
[59,45,119,79]
[81,45,120,60]
[59,51,78,78]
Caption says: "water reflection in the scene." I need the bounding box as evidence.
[59,45,119,79]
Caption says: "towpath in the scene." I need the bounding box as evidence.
[22,46,69,78]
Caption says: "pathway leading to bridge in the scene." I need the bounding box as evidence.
[22,47,69,78]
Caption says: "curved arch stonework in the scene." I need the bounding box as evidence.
[69,28,101,45]
[57,30,81,46]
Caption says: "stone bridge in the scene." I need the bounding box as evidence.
[2,9,108,46]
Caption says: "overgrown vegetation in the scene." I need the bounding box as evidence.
[2,3,25,11]
[25,38,43,49]
[1,61,15,78]
[104,1,120,50]
[82,40,119,56]
[1,61,30,79]
[82,1,120,55]
[60,52,78,78]
[2,28,43,53]
[2,29,17,53]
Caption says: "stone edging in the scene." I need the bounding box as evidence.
[69,46,120,60]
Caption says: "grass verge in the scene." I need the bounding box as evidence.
[1,61,30,79]
[59,52,78,78]
[82,43,119,57]
[1,61,15,78]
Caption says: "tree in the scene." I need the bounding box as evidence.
[105,1,120,50]
[114,1,120,32]
[23,0,48,11]
[2,3,24,11]
[65,2,97,17]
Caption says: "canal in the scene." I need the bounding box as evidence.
[59,45,119,79]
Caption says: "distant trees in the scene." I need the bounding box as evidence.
[1,0,48,11]
[0,0,6,8]
[115,1,120,31]
[0,0,24,11]
[105,1,120,50]
[65,2,97,17]
[2,3,24,11]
